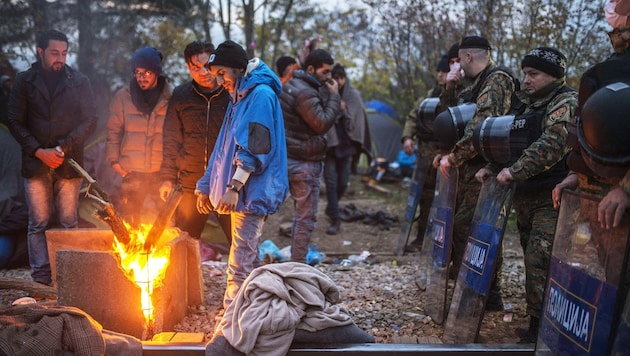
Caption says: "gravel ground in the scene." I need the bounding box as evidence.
[0,250,527,344]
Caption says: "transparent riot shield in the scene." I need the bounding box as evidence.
[416,165,458,324]
[535,189,630,356]
[442,176,515,343]
[396,156,429,256]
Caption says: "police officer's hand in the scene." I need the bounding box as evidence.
[196,193,212,215]
[598,186,630,229]
[159,181,173,202]
[552,173,578,210]
[497,168,514,185]
[432,153,443,168]
[475,168,493,183]
[216,190,238,214]
[35,148,65,169]
[439,154,453,178]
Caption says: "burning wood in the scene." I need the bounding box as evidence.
[67,158,131,245]
[144,184,183,252]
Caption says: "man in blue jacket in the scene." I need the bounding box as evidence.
[196,40,289,309]
[8,29,98,285]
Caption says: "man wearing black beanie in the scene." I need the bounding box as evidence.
[475,46,577,343]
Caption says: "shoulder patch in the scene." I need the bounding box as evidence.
[548,107,567,122]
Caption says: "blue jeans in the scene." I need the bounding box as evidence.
[288,158,323,263]
[323,154,352,221]
[24,171,82,284]
[223,211,265,309]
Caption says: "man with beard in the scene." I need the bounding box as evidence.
[106,46,173,228]
[279,49,341,263]
[7,29,98,285]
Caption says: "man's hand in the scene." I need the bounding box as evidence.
[324,78,339,94]
[552,173,578,209]
[497,168,514,185]
[475,167,493,183]
[35,148,65,169]
[340,100,347,111]
[598,186,630,229]
[196,193,212,215]
[445,63,462,91]
[439,155,453,178]
[111,163,129,178]
[216,190,238,214]
[432,153,443,168]
[159,181,173,202]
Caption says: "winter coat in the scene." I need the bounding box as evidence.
[7,62,98,178]
[106,79,173,173]
[196,59,288,215]
[280,70,341,161]
[325,80,372,159]
[160,81,230,191]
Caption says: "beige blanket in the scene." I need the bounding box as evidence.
[218,262,352,356]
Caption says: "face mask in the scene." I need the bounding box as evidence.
[606,0,629,28]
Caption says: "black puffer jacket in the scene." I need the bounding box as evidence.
[8,62,98,178]
[160,81,230,191]
[280,70,341,161]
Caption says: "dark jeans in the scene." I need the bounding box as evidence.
[175,190,231,244]
[323,154,352,221]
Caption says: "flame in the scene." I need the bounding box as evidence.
[113,222,177,327]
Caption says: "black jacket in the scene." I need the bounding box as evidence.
[160,81,230,191]
[279,70,341,161]
[8,62,98,178]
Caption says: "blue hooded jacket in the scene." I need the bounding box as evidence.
[196,59,288,215]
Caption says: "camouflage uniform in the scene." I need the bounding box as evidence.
[401,86,443,245]
[441,60,515,281]
[507,79,577,318]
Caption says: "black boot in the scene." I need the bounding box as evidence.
[326,219,340,235]
[485,286,504,311]
[516,316,539,343]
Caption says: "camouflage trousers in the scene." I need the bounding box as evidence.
[513,189,558,318]
[450,159,503,291]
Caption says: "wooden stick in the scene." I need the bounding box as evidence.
[143,185,183,252]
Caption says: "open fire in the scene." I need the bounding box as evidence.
[113,223,179,329]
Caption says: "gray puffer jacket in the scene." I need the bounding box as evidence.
[279,70,341,161]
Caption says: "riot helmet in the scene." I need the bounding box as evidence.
[433,103,476,150]
[577,82,630,177]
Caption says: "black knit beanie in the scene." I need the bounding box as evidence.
[207,40,248,70]
[521,47,567,78]
[131,47,163,75]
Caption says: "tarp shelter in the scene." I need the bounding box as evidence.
[365,100,397,120]
[366,109,402,163]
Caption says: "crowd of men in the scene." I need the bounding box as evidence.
[1,0,629,350]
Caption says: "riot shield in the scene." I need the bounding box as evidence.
[535,189,630,356]
[417,165,458,324]
[396,156,429,256]
[611,288,630,355]
[442,176,515,343]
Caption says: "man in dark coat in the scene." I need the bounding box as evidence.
[159,40,231,242]
[7,29,98,285]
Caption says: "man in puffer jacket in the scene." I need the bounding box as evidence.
[280,49,341,264]
[106,46,173,228]
[159,41,231,242]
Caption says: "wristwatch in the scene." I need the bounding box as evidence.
[226,184,240,193]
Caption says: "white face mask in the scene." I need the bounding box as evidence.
[606,0,629,28]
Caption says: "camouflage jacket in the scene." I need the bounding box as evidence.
[508,80,577,182]
[441,61,515,166]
